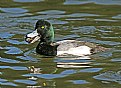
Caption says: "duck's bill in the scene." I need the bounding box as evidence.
[25,29,40,43]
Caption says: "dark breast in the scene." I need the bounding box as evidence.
[36,43,58,56]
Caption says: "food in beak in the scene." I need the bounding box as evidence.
[25,35,40,43]
[25,29,40,43]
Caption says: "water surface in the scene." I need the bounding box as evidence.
[0,0,121,87]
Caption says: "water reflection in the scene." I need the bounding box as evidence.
[0,57,19,63]
[24,56,93,80]
[0,8,28,14]
[23,56,93,87]
[0,0,121,87]
[69,80,89,84]
[57,62,91,68]
[0,32,14,39]
[7,39,27,45]
[56,56,92,68]
[25,66,57,87]
[38,10,65,15]
[0,78,17,86]
[13,0,44,3]
[64,0,121,5]
[94,71,121,84]
[5,46,23,54]
[112,14,121,19]
[64,0,92,5]
[14,79,37,85]
[28,66,41,74]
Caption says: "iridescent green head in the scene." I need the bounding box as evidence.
[25,19,54,44]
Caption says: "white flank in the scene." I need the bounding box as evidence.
[57,46,91,56]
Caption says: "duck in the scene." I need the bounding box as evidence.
[25,19,108,56]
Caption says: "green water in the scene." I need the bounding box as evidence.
[0,0,121,88]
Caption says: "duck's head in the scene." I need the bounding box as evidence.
[25,19,54,44]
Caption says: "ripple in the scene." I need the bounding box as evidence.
[64,0,92,5]
[61,70,76,75]
[58,34,79,40]
[49,20,68,25]
[0,32,14,39]
[24,15,66,20]
[10,66,28,70]
[17,56,37,61]
[0,8,28,14]
[64,0,121,5]
[0,57,19,63]
[71,26,96,34]
[80,68,103,72]
[5,46,23,54]
[65,13,100,21]
[0,78,7,82]
[94,0,121,5]
[0,79,17,86]
[0,66,28,71]
[93,71,121,84]
[69,13,100,17]
[38,10,65,15]
[14,79,37,85]
[69,80,89,84]
[13,0,44,3]
[94,19,118,22]
[24,70,77,79]
[112,14,121,19]
[11,13,32,17]
[23,74,65,79]
[65,18,86,21]
[0,8,30,17]
[111,58,121,62]
[7,39,27,45]
[0,66,10,69]
[82,38,121,46]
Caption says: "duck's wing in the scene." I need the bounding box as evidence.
[54,40,81,51]
[54,40,109,53]
[82,42,109,54]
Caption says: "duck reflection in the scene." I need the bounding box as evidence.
[27,55,92,87]
[28,66,42,74]
[27,56,92,74]
[56,56,92,68]
[27,66,56,88]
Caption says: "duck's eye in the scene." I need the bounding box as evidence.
[41,26,45,29]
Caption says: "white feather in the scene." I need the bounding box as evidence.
[57,46,91,56]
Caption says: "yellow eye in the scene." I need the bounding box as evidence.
[41,26,45,29]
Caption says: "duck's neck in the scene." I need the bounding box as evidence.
[49,24,54,43]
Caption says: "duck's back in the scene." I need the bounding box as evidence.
[54,40,108,56]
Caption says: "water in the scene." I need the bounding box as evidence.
[0,0,121,87]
